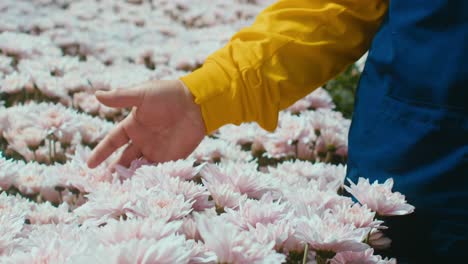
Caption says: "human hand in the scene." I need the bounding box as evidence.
[86,80,206,168]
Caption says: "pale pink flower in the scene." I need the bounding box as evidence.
[74,182,146,225]
[294,212,370,253]
[196,214,286,264]
[180,216,201,241]
[216,122,266,146]
[114,158,152,180]
[0,72,31,94]
[306,87,335,110]
[205,183,247,210]
[14,163,44,195]
[0,55,13,74]
[0,190,32,214]
[190,137,251,163]
[248,220,297,251]
[184,239,218,264]
[68,236,192,264]
[331,248,396,264]
[0,32,61,58]
[262,136,296,158]
[133,159,200,181]
[287,87,335,113]
[26,202,73,225]
[296,137,315,160]
[285,189,353,217]
[61,72,91,93]
[0,157,20,190]
[132,173,212,211]
[73,91,100,114]
[224,194,290,230]
[34,76,70,99]
[368,229,392,250]
[286,98,310,114]
[38,103,72,129]
[200,162,280,199]
[315,128,347,154]
[309,109,349,137]
[345,178,415,216]
[269,161,346,191]
[2,238,72,264]
[20,126,46,149]
[0,212,25,256]
[133,188,194,221]
[78,116,113,145]
[332,203,383,229]
[94,218,181,245]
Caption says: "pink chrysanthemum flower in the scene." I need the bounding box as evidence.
[133,188,194,221]
[294,212,370,253]
[0,55,13,74]
[285,189,353,217]
[287,87,335,113]
[131,173,212,211]
[27,202,74,225]
[200,162,281,200]
[184,239,218,264]
[2,238,72,264]
[93,218,181,245]
[0,156,21,190]
[179,215,201,241]
[0,72,31,94]
[332,203,383,229]
[367,229,392,250]
[74,182,146,225]
[132,158,200,182]
[0,32,61,58]
[73,91,100,114]
[205,182,247,210]
[331,248,396,264]
[196,214,286,264]
[224,194,290,230]
[70,236,193,264]
[216,122,267,146]
[14,164,44,195]
[107,159,141,180]
[0,211,24,256]
[248,220,298,252]
[189,137,252,163]
[269,161,346,192]
[345,178,415,216]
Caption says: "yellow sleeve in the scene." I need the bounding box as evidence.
[180,0,389,133]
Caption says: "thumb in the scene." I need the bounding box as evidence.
[95,87,144,108]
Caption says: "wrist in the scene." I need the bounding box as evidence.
[177,79,207,135]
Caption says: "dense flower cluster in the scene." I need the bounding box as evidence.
[0,0,414,263]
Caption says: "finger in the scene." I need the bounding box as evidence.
[87,124,130,168]
[115,142,142,168]
[120,110,149,148]
[95,86,144,108]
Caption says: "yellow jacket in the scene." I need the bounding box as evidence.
[180,0,388,133]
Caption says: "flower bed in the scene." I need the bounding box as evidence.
[0,0,414,263]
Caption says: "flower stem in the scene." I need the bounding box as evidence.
[302,244,309,264]
[48,138,52,164]
[324,151,333,163]
[316,254,327,264]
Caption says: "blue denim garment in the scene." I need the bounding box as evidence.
[346,0,468,261]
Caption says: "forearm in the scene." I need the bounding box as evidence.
[181,0,389,133]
